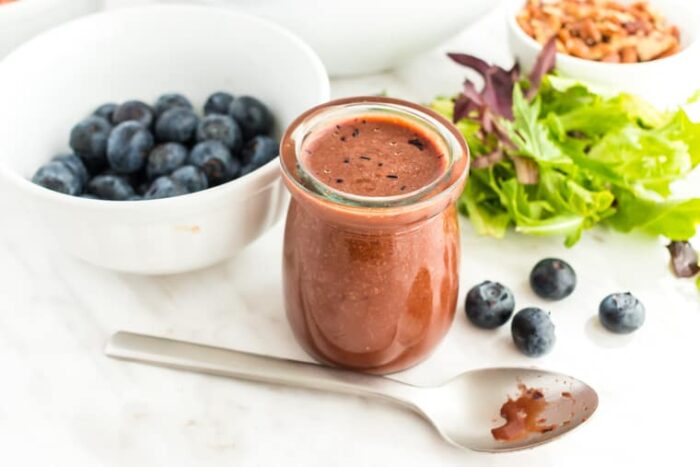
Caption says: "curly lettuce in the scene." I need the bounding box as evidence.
[431,57,700,247]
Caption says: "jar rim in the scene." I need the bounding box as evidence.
[280,96,469,213]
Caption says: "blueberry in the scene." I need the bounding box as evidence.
[599,292,645,334]
[171,165,208,193]
[196,114,242,152]
[144,176,188,199]
[228,95,273,140]
[32,161,82,195]
[69,115,112,172]
[136,181,150,196]
[93,103,117,122]
[189,140,239,185]
[107,121,154,174]
[204,91,234,115]
[530,258,576,300]
[52,154,88,187]
[112,100,154,128]
[239,135,279,176]
[146,143,188,180]
[511,307,555,357]
[87,174,135,200]
[464,281,515,329]
[155,107,199,144]
[80,193,99,199]
[127,194,143,201]
[154,93,192,117]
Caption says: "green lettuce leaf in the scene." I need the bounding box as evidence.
[502,169,614,246]
[460,170,510,238]
[609,190,700,240]
[505,85,568,164]
[657,109,700,166]
[587,125,692,196]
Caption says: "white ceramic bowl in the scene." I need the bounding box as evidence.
[507,0,700,105]
[0,0,101,59]
[0,4,329,275]
[195,0,501,77]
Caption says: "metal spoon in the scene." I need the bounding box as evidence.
[105,331,598,452]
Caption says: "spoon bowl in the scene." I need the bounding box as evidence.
[415,367,598,452]
[105,331,598,452]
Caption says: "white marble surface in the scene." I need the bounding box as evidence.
[2,3,700,466]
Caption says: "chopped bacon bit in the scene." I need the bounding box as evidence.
[516,0,681,63]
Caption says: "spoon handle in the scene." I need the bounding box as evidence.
[106,331,421,405]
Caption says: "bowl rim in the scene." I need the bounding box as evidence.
[506,0,700,70]
[0,3,331,212]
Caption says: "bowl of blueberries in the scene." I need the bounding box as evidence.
[0,4,330,274]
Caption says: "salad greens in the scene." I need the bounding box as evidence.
[431,39,700,248]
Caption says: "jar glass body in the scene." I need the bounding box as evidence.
[280,97,469,374]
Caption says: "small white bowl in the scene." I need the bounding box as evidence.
[0,4,330,275]
[195,0,502,77]
[507,0,700,105]
[0,0,101,59]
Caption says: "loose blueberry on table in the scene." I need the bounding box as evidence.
[598,292,645,334]
[530,258,577,300]
[464,280,515,329]
[461,260,645,357]
[511,307,556,357]
[31,91,278,200]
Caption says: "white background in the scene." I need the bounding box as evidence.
[1,1,699,466]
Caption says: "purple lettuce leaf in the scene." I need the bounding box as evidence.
[527,37,557,99]
[448,53,521,121]
[667,241,700,278]
[448,41,558,171]
[447,53,491,77]
[483,63,521,120]
[453,80,484,122]
[471,148,504,169]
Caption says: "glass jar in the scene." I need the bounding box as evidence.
[280,97,469,374]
